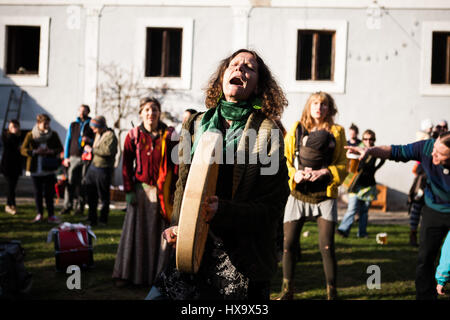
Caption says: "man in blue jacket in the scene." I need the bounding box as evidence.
[60,104,94,215]
[346,131,450,300]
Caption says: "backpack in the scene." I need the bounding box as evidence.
[0,241,32,300]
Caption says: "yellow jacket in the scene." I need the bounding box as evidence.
[284,121,348,199]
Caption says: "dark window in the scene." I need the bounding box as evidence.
[145,27,182,77]
[431,32,450,84]
[296,30,335,81]
[5,26,40,75]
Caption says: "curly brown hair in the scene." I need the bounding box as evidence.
[300,91,338,132]
[204,49,288,119]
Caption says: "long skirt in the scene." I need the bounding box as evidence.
[112,184,169,286]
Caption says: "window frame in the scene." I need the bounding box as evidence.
[0,16,50,87]
[420,21,450,96]
[136,18,193,90]
[145,27,183,78]
[287,20,348,93]
[296,29,336,81]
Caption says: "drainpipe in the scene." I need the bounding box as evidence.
[232,4,253,51]
[83,4,103,115]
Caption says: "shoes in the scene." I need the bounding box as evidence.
[114,279,129,288]
[409,230,419,247]
[5,205,17,215]
[48,216,62,224]
[337,229,348,238]
[32,214,43,223]
[276,279,294,300]
[327,285,338,300]
[60,208,72,215]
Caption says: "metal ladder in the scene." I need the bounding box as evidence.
[2,88,25,132]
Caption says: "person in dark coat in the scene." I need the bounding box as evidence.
[1,119,23,215]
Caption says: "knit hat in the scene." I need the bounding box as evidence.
[90,116,106,129]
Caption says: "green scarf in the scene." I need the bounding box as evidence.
[190,98,261,159]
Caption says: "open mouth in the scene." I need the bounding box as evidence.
[230,77,244,86]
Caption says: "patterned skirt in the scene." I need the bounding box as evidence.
[154,231,249,300]
[112,184,169,286]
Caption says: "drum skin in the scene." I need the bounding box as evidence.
[176,131,222,273]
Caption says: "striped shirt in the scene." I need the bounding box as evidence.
[390,139,450,213]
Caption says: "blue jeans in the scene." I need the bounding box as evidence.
[338,195,370,237]
[145,286,167,300]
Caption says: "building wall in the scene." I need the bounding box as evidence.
[248,6,450,205]
[0,1,449,205]
[0,5,85,137]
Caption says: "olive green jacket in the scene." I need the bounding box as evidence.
[172,111,290,282]
[91,129,118,168]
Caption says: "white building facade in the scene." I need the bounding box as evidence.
[1,0,449,207]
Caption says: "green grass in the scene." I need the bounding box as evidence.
[270,222,449,300]
[1,204,448,300]
[0,204,149,300]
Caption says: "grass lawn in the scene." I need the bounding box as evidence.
[1,204,448,300]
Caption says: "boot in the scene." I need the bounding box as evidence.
[327,285,337,300]
[276,279,294,300]
[409,230,418,247]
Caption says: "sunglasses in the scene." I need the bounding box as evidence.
[363,137,375,141]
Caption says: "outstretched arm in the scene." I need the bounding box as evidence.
[345,145,392,160]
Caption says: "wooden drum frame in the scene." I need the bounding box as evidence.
[176,131,222,273]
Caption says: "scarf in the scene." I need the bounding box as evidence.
[31,124,53,144]
[190,98,261,159]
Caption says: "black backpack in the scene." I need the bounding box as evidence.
[0,241,32,300]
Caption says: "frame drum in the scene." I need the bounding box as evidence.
[176,131,222,273]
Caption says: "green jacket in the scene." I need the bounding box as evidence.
[172,111,290,282]
[92,128,118,168]
[20,131,63,173]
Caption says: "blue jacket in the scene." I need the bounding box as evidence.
[64,117,92,159]
[436,232,450,286]
[390,139,450,213]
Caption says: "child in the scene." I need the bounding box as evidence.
[1,120,23,215]
[436,231,450,295]
[337,129,385,238]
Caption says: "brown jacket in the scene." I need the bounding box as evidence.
[172,111,290,282]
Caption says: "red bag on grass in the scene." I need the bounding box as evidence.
[47,223,96,272]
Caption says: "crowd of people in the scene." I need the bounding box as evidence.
[1,48,449,301]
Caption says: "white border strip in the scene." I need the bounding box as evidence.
[0,0,449,9]
[420,21,450,96]
[135,17,194,90]
[286,19,348,94]
[0,16,50,87]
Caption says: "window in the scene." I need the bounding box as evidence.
[0,16,50,86]
[296,30,335,81]
[136,18,193,90]
[286,20,347,93]
[6,26,41,75]
[431,32,450,84]
[145,27,182,77]
[420,21,450,96]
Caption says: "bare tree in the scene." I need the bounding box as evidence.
[96,62,197,158]
[96,63,144,157]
